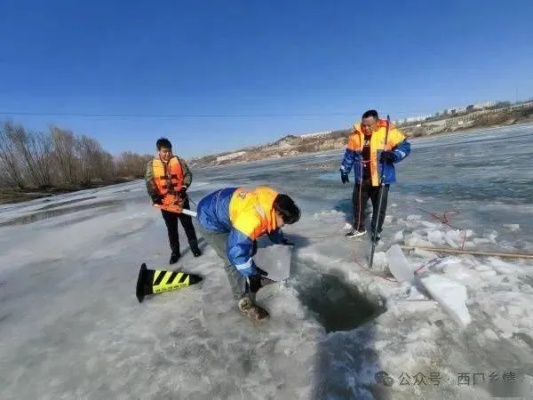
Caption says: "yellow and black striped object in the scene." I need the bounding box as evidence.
[136,263,203,303]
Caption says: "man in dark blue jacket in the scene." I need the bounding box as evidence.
[340,110,411,241]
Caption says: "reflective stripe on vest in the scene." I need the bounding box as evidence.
[152,157,184,195]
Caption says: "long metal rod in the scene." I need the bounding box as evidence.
[369,114,391,268]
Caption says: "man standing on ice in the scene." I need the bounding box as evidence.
[196,186,300,322]
[339,109,411,242]
[145,137,202,264]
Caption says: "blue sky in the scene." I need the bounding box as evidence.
[1,0,532,158]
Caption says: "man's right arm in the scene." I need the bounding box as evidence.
[226,214,263,277]
[339,134,361,184]
[144,160,159,199]
[340,131,361,175]
[227,228,259,277]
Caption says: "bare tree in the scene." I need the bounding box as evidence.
[115,151,152,178]
[1,119,161,198]
[0,121,26,189]
[5,122,54,188]
[76,134,116,183]
[50,126,82,185]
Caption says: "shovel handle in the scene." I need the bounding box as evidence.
[181,209,197,217]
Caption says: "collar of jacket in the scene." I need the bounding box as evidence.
[254,204,278,232]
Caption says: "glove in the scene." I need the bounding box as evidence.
[151,194,163,205]
[340,169,349,184]
[254,267,276,290]
[380,151,396,164]
[281,238,295,246]
[177,187,188,198]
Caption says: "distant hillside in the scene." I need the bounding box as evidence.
[188,102,533,168]
[188,129,350,168]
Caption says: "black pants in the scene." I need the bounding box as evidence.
[352,179,390,233]
[161,198,199,255]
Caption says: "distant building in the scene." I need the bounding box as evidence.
[436,101,494,116]
[299,130,333,138]
[510,101,533,109]
[404,115,431,123]
[473,101,494,110]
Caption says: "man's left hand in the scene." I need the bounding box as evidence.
[380,151,396,164]
[340,170,349,184]
[256,266,269,276]
[255,267,276,288]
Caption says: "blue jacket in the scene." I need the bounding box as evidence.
[197,187,285,276]
[340,120,411,185]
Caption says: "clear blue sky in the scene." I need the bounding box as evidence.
[1,0,532,158]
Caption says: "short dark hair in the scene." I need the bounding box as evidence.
[156,137,172,150]
[362,110,379,119]
[273,194,301,224]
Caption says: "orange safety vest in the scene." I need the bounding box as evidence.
[228,186,279,240]
[153,157,184,195]
[152,157,185,213]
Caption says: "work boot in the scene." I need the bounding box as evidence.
[191,247,202,257]
[169,252,180,264]
[237,295,269,322]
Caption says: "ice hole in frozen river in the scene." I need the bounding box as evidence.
[289,260,386,333]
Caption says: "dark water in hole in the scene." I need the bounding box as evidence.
[291,261,385,333]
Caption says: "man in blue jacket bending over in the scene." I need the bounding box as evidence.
[196,185,300,322]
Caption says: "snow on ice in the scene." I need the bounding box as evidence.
[1,124,533,399]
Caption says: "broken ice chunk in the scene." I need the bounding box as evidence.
[386,244,415,282]
[419,274,471,328]
[405,233,433,247]
[427,230,445,245]
[486,230,498,243]
[392,230,404,243]
[444,231,460,249]
[253,244,292,281]
[484,329,499,341]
